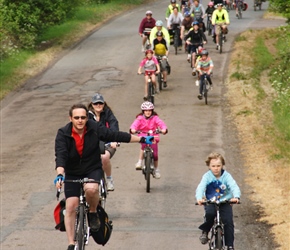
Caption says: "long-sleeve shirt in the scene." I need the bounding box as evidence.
[184,29,207,44]
[167,12,184,27]
[138,17,156,34]
[195,169,241,201]
[211,9,230,25]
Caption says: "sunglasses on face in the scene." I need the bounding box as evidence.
[73,116,87,120]
[93,102,104,105]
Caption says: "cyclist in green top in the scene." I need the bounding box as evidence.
[165,0,181,20]
[211,3,229,49]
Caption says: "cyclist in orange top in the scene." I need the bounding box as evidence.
[138,50,160,100]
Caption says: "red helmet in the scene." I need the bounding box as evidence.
[243,2,248,11]
[208,1,214,6]
[145,49,154,55]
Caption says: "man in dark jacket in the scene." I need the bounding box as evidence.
[54,103,149,250]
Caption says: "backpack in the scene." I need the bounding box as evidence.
[90,205,113,246]
[54,198,66,232]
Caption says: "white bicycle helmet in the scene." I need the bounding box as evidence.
[146,10,153,15]
[155,20,163,26]
[141,101,154,110]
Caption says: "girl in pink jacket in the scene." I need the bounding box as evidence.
[130,101,167,179]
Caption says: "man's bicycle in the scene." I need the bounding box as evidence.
[206,15,213,36]
[214,25,226,54]
[171,24,181,55]
[143,28,152,49]
[57,178,99,250]
[196,200,240,250]
[236,1,243,19]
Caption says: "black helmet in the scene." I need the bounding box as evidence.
[156,31,163,36]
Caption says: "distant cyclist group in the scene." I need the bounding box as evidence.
[52,0,254,249]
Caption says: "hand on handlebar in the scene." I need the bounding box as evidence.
[139,136,154,144]
[54,174,64,188]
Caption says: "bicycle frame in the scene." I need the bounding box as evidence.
[60,178,99,250]
[196,200,240,250]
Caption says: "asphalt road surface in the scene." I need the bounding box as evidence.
[0,0,286,249]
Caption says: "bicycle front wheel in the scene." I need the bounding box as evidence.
[215,227,223,250]
[144,152,151,193]
[158,72,163,91]
[174,33,178,55]
[76,205,86,250]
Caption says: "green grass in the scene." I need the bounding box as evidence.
[0,0,145,99]
[235,35,247,42]
[0,50,34,99]
[230,71,247,80]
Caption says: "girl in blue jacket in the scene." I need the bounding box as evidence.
[195,152,241,250]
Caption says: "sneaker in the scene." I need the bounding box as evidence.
[227,247,235,250]
[143,96,148,101]
[216,44,219,50]
[135,161,143,170]
[210,84,213,90]
[153,168,161,179]
[67,245,75,250]
[163,81,167,88]
[195,80,199,86]
[107,178,114,191]
[198,94,203,100]
[192,68,197,76]
[187,54,191,62]
[199,231,209,244]
[88,212,100,232]
[141,45,145,52]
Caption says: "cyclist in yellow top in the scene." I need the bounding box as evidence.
[211,3,229,49]
[153,31,170,88]
[165,0,181,20]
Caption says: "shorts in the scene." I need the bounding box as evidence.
[215,23,227,35]
[105,145,116,159]
[64,169,103,198]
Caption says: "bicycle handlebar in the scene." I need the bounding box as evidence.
[56,178,100,200]
[195,199,240,205]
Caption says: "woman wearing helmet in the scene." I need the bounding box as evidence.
[184,21,207,74]
[130,102,168,179]
[139,10,156,52]
[196,49,214,100]
[138,50,160,100]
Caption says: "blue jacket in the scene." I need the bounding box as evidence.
[195,169,241,201]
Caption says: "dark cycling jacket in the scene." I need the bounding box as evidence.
[55,120,131,176]
[184,29,207,44]
[88,107,119,132]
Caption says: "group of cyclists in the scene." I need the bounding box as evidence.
[137,0,240,101]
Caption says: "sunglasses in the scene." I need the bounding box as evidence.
[73,116,87,120]
[93,102,104,105]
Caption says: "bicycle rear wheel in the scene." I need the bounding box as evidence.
[215,227,223,250]
[76,205,86,250]
[144,152,151,193]
[158,72,163,91]
[203,79,208,105]
[148,82,154,105]
[219,33,223,54]
[174,32,178,55]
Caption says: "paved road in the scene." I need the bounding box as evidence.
[0,0,286,249]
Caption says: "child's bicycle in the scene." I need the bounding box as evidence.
[139,72,156,104]
[136,129,163,193]
[196,200,240,250]
[200,74,211,105]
